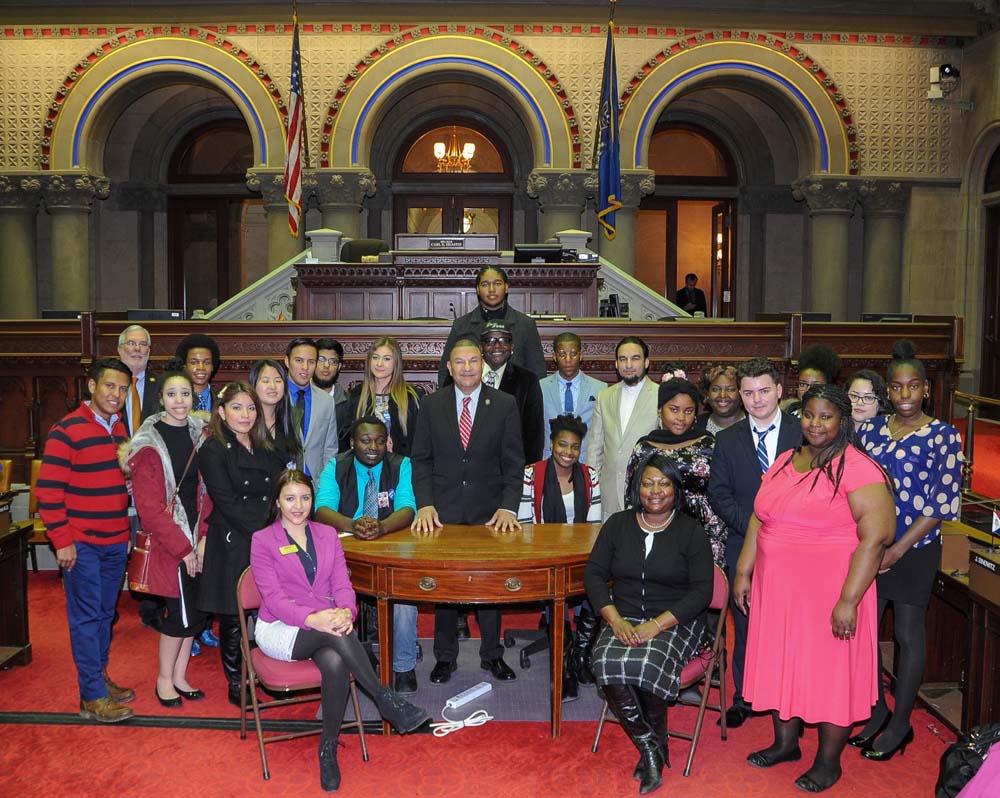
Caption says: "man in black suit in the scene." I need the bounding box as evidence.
[676,273,708,316]
[437,265,546,383]
[411,338,525,684]
[479,320,544,463]
[708,357,800,727]
[116,324,159,436]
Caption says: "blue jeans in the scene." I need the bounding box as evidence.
[62,541,128,701]
[392,603,419,673]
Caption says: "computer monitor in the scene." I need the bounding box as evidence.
[41,309,84,320]
[860,313,913,323]
[127,309,184,321]
[513,243,562,263]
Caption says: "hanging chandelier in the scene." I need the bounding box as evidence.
[433,126,476,173]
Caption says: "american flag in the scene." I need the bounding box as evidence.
[284,17,304,236]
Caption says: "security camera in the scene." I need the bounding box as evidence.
[929,64,960,99]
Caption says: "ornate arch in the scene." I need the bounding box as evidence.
[620,32,857,176]
[42,27,287,171]
[319,26,581,170]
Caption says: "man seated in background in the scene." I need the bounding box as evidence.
[315,416,421,694]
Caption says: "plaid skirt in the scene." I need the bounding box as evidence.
[592,615,707,700]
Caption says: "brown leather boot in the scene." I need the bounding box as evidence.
[80,697,134,723]
[102,670,136,704]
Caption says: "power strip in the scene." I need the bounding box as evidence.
[445,681,492,709]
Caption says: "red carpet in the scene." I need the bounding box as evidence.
[0,574,954,798]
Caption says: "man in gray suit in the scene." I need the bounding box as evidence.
[539,331,606,464]
[588,336,659,519]
[284,337,339,478]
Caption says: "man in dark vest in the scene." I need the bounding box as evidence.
[315,415,420,693]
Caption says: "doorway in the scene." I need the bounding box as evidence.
[981,146,1000,398]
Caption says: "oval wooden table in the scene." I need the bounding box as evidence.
[340,522,601,737]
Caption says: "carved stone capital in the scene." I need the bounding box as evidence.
[792,177,859,215]
[42,172,110,212]
[620,170,656,208]
[0,172,43,210]
[246,168,289,207]
[313,168,377,210]
[858,179,911,217]
[526,170,592,212]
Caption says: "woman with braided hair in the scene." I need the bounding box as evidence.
[734,383,896,793]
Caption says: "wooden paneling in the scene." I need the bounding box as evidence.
[0,314,964,469]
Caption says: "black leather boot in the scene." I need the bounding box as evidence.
[318,735,341,792]
[575,606,599,685]
[374,686,431,734]
[562,623,580,702]
[638,689,671,770]
[218,614,243,707]
[603,683,664,794]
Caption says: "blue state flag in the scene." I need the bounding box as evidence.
[596,20,622,241]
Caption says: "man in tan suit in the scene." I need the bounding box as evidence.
[588,336,660,519]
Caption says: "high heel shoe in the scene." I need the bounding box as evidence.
[155,686,182,709]
[848,711,891,749]
[861,727,914,761]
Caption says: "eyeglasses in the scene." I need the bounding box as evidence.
[482,336,511,346]
[797,380,824,391]
[317,356,340,365]
[121,341,149,350]
[848,392,879,405]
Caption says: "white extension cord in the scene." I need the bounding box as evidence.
[429,706,494,737]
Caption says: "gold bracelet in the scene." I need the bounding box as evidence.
[652,616,664,631]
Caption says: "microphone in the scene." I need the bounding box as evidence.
[449,302,457,320]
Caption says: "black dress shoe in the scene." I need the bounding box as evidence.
[861,727,914,762]
[394,669,418,695]
[847,712,891,749]
[173,685,205,700]
[155,686,182,709]
[429,660,458,684]
[228,687,242,708]
[480,657,516,681]
[721,704,750,727]
[746,747,802,769]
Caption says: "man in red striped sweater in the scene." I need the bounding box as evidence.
[37,357,136,723]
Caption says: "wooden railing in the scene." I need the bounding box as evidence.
[0,313,964,484]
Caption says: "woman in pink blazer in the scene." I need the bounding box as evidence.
[250,469,428,793]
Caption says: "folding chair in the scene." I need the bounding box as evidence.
[592,564,730,776]
[26,459,56,573]
[237,566,369,780]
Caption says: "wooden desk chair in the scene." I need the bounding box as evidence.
[592,564,729,777]
[26,459,55,573]
[237,566,369,781]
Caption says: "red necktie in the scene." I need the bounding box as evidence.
[459,396,472,450]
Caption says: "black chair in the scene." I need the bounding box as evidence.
[339,238,389,262]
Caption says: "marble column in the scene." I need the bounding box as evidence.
[113,182,167,307]
[859,180,910,314]
[793,177,859,320]
[246,168,307,270]
[0,174,42,318]
[43,173,110,311]
[526,170,592,242]
[595,170,656,276]
[314,169,377,240]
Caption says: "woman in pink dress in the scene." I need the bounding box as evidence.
[733,384,895,793]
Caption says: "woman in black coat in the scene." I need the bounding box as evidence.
[198,381,285,706]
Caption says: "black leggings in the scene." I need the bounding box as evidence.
[871,598,926,739]
[291,629,381,738]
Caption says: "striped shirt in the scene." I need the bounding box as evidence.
[37,403,130,550]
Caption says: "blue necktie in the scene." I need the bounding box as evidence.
[563,381,573,413]
[755,424,775,474]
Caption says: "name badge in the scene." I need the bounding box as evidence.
[279,544,299,555]
[378,491,391,509]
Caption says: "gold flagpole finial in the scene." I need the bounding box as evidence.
[609,0,618,23]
